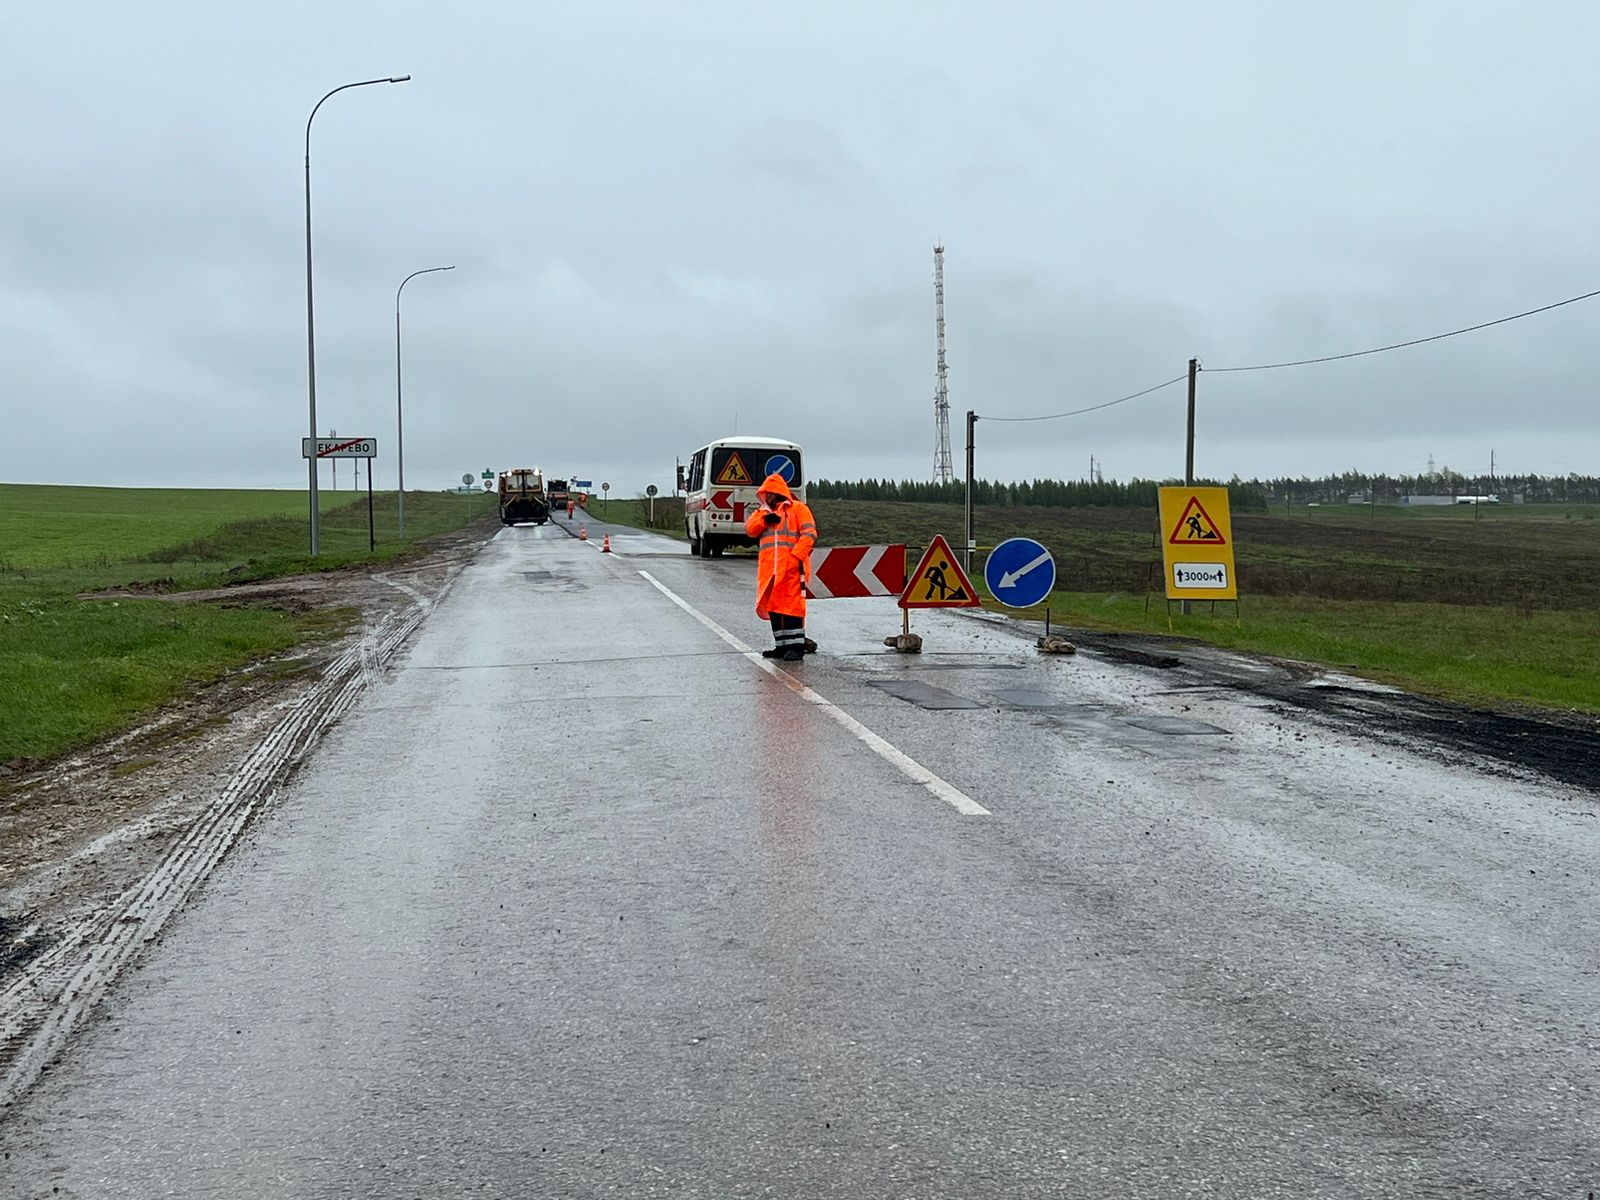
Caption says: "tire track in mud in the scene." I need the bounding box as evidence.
[0,568,458,1112]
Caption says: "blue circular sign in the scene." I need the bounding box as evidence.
[984,537,1056,609]
[764,454,796,483]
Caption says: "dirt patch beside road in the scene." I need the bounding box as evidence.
[0,523,494,994]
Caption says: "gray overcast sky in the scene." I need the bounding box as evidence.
[4,1,1599,494]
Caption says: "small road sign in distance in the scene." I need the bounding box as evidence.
[302,437,377,459]
[462,473,474,486]
[646,484,658,496]
[805,544,907,599]
[984,537,1056,609]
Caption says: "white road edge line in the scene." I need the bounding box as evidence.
[639,570,989,816]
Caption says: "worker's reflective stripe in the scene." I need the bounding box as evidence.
[798,523,817,535]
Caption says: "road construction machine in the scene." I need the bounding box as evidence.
[498,468,549,525]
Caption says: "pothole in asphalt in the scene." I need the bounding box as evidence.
[911,662,1027,672]
[863,679,986,710]
[1093,647,1183,669]
[990,688,1075,709]
[1120,715,1230,736]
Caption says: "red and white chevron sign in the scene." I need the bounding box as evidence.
[805,544,907,599]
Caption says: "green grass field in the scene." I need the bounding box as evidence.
[0,485,345,570]
[586,493,686,536]
[0,484,493,763]
[815,499,1600,609]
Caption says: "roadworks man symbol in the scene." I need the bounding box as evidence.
[900,534,980,609]
[714,452,753,486]
[1168,495,1227,544]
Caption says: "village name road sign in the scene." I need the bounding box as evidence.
[984,537,1056,609]
[302,436,378,459]
[1158,485,1238,600]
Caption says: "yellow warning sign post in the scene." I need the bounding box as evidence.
[714,452,753,486]
[900,534,980,609]
[1158,486,1238,600]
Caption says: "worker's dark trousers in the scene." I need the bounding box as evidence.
[770,612,805,651]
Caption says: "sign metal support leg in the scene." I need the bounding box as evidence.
[367,458,375,552]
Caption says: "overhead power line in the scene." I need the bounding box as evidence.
[1205,285,1600,374]
[984,374,1188,423]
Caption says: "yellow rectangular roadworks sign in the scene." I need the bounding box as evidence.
[1158,486,1238,600]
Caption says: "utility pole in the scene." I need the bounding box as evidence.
[932,245,954,483]
[1183,358,1198,616]
[1185,358,1198,486]
[964,410,977,574]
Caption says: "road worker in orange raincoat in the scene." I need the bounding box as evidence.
[744,472,817,661]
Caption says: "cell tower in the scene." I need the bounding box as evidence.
[932,244,954,482]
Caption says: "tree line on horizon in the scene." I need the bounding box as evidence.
[809,471,1600,508]
[810,478,1270,510]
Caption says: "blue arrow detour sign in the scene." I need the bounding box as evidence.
[984,537,1056,608]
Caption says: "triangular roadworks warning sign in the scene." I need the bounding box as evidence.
[1167,495,1228,545]
[900,534,981,609]
[714,452,753,486]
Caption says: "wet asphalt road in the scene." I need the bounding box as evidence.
[3,517,1598,1197]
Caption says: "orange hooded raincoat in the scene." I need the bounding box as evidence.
[744,473,817,619]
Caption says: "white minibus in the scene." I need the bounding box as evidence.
[679,436,804,557]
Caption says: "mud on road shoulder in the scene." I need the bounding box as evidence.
[1098,629,1600,794]
[967,610,1600,795]
[0,523,494,1102]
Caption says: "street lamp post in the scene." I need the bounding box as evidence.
[304,74,410,556]
[395,265,455,537]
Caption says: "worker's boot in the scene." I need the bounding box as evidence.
[802,637,818,655]
[761,645,784,659]
[780,646,805,662]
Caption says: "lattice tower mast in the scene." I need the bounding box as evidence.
[932,244,954,482]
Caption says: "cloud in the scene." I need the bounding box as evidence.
[4,0,1600,494]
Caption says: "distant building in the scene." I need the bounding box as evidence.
[1400,494,1499,506]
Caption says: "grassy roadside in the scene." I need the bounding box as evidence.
[0,600,354,763]
[980,589,1600,714]
[0,485,493,763]
[583,494,687,538]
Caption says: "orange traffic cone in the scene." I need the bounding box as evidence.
[601,534,612,553]
[579,525,588,541]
